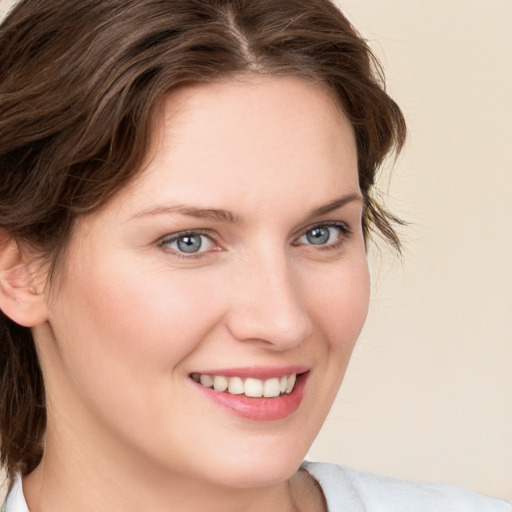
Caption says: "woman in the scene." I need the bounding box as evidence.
[0,0,510,510]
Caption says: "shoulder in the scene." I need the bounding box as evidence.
[302,461,512,512]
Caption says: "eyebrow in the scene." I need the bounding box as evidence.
[130,193,362,224]
[130,205,241,223]
[307,193,362,219]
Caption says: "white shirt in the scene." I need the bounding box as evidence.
[3,461,511,511]
[302,461,512,512]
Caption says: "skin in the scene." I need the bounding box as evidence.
[19,76,370,511]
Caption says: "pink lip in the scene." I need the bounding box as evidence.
[191,370,309,421]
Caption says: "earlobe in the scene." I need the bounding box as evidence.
[0,234,48,327]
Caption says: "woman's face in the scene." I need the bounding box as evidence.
[35,76,370,487]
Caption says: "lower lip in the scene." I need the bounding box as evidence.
[193,373,308,421]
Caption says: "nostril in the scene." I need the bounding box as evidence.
[226,265,312,347]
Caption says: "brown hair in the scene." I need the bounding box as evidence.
[0,0,406,479]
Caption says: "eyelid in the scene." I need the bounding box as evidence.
[159,228,213,243]
[157,221,352,259]
[292,221,352,252]
[294,221,351,239]
[158,229,220,257]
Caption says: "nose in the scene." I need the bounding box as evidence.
[225,250,313,350]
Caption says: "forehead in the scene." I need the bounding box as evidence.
[156,75,354,159]
[124,76,359,212]
[56,75,362,286]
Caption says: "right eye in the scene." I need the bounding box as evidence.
[160,232,216,255]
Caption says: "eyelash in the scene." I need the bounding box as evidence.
[159,229,216,260]
[293,222,351,250]
[158,222,352,259]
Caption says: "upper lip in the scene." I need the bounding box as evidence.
[190,365,309,380]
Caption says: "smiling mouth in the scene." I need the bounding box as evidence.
[190,373,299,398]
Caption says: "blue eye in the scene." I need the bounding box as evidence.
[161,232,214,254]
[298,224,348,246]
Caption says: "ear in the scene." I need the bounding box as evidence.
[0,231,48,327]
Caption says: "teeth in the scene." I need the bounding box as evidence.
[192,372,299,398]
[263,378,280,397]
[227,376,244,395]
[244,378,263,397]
[285,373,296,394]
[280,376,288,393]
[200,374,213,388]
[213,375,228,392]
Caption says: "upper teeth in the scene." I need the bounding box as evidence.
[191,373,297,398]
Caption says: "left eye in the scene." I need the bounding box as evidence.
[297,225,346,246]
[161,233,214,254]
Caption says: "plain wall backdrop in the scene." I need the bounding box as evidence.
[1,0,511,502]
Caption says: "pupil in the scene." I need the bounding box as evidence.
[177,235,202,253]
[307,227,329,245]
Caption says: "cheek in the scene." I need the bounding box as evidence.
[77,266,218,365]
[47,253,225,409]
[44,254,231,453]
[306,256,370,355]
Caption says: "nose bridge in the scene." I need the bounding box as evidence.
[227,245,313,348]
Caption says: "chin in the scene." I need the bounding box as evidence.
[198,431,314,489]
[214,456,304,489]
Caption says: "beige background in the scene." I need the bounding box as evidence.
[1,0,511,502]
